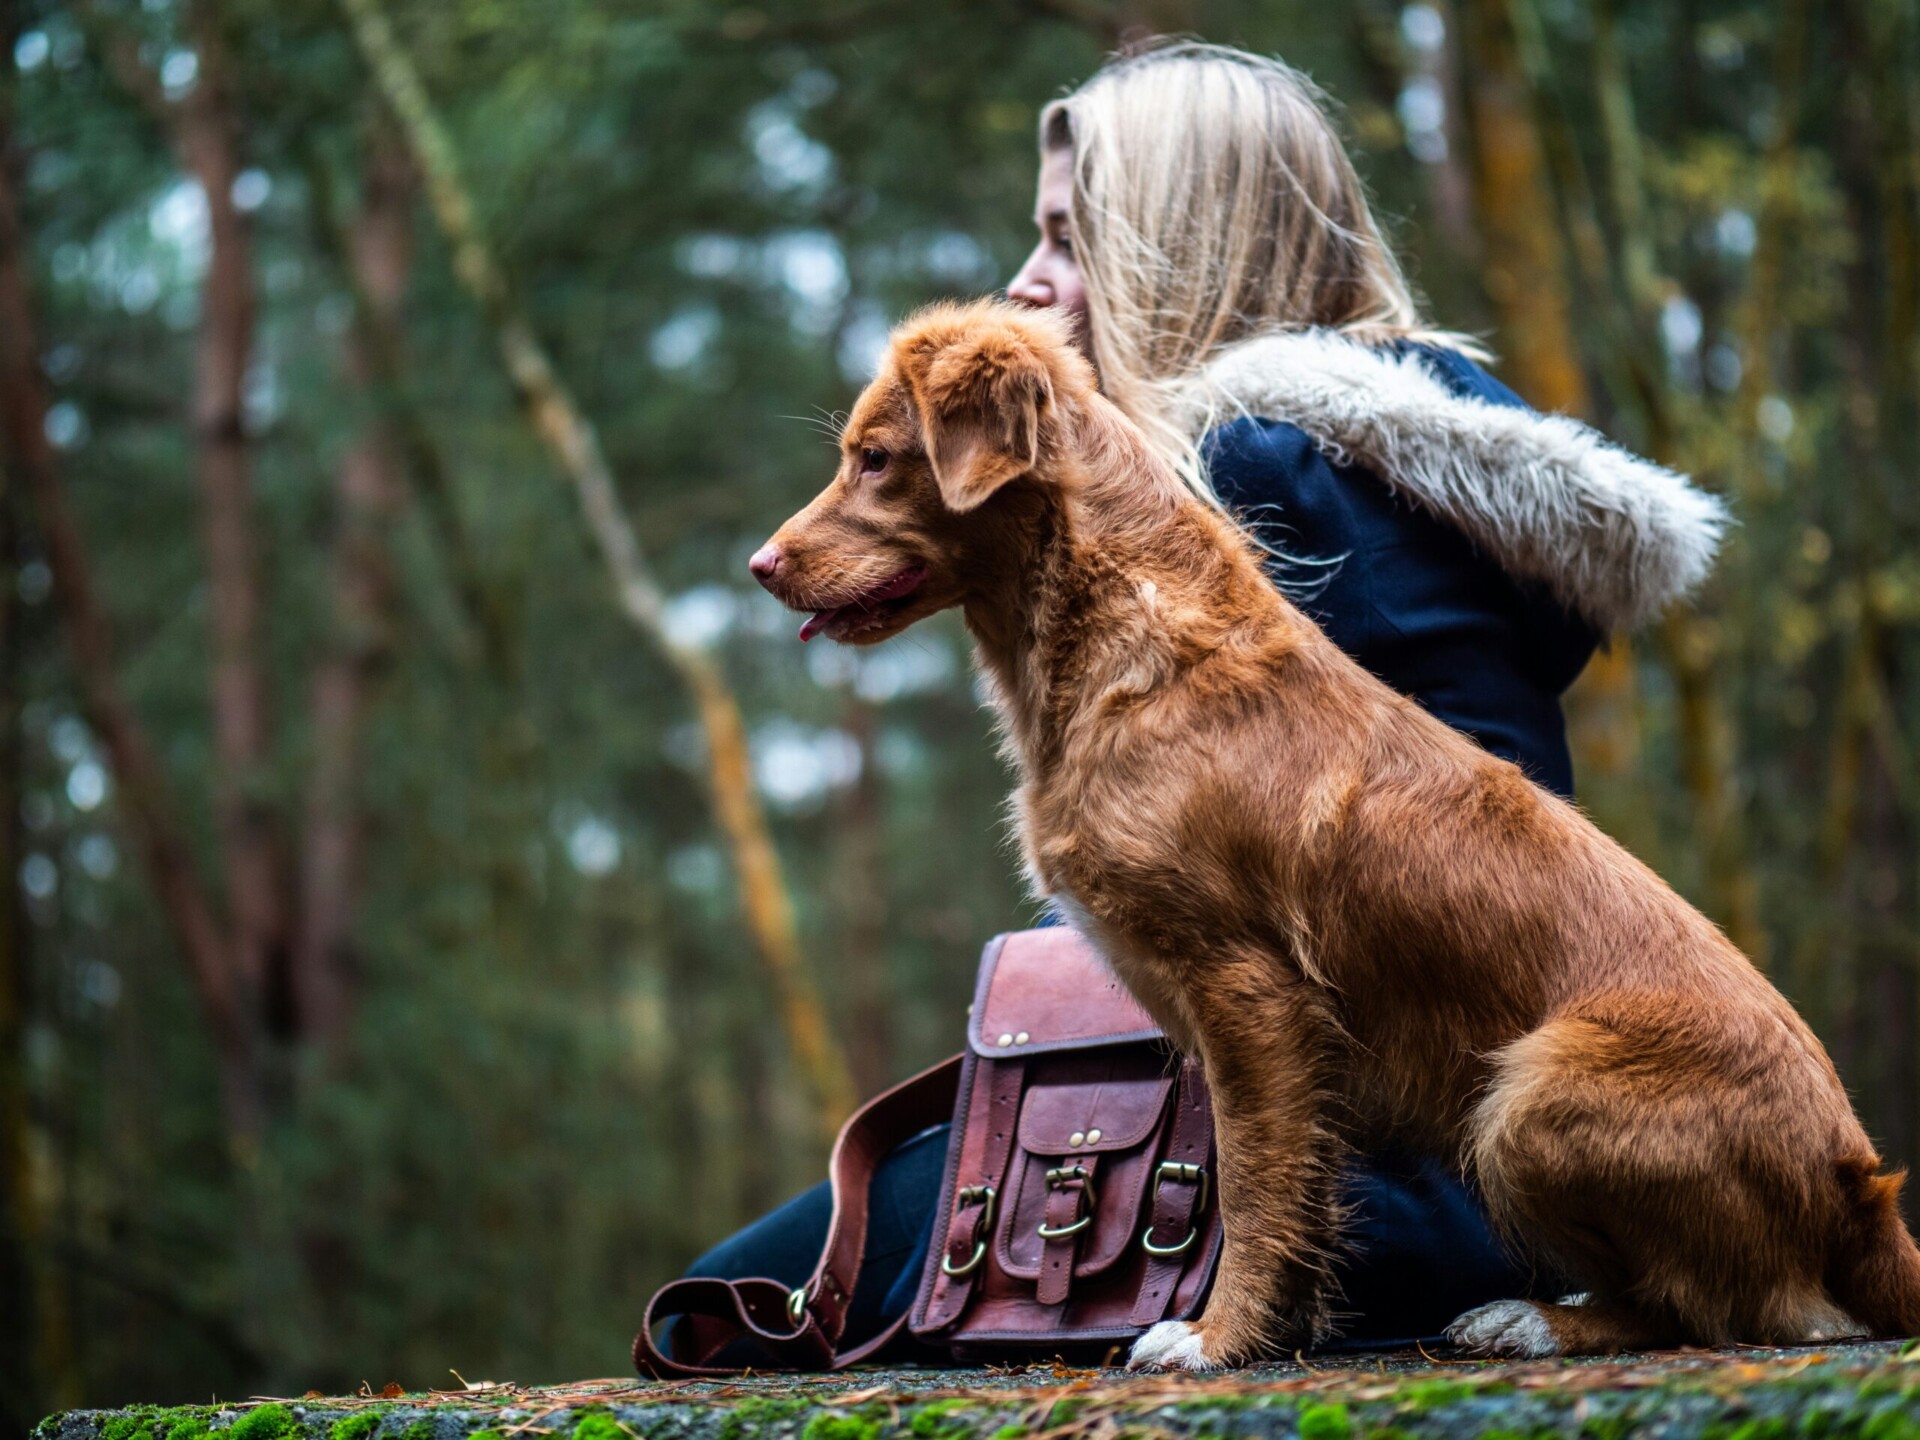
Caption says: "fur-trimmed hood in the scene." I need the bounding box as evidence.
[1172,331,1732,633]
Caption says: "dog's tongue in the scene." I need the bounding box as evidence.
[797,565,927,643]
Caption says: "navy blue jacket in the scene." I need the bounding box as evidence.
[1206,344,1598,798]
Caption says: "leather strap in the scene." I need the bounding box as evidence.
[920,1056,1027,1331]
[633,1054,963,1377]
[1131,1059,1214,1327]
[1036,1153,1097,1306]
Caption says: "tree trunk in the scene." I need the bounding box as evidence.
[174,1,288,1047]
[0,169,60,1421]
[293,129,412,1050]
[0,85,245,1079]
[1455,0,1590,418]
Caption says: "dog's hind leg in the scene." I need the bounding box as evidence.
[1464,1008,1854,1354]
[1128,955,1344,1371]
[1446,1298,1684,1358]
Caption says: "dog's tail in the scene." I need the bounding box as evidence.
[1829,1155,1920,1337]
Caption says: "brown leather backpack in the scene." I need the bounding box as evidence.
[633,927,1220,1375]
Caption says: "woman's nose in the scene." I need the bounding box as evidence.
[1007,257,1052,309]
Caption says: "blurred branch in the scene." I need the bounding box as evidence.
[340,0,857,1129]
[304,144,522,688]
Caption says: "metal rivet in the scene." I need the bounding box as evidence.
[1069,1132,1086,1147]
[1015,1031,1030,1045]
[1086,1128,1102,1143]
[996,1033,1013,1047]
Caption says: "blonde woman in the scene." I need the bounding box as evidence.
[670,42,1723,1364]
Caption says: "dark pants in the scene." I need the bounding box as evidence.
[681,1122,1542,1362]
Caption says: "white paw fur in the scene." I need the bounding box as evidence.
[1445,1300,1561,1358]
[1127,1319,1224,1372]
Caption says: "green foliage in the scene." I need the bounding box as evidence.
[329,1417,383,1440]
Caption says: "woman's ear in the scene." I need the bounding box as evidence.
[902,319,1058,513]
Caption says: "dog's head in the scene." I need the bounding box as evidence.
[750,299,1095,643]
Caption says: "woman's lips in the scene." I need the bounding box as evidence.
[799,564,928,642]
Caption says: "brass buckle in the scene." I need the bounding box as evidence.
[1141,1161,1210,1257]
[1036,1164,1098,1240]
[939,1184,997,1276]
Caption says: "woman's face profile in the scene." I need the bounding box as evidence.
[1007,146,1089,348]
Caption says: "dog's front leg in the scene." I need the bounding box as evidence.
[1129,966,1341,1372]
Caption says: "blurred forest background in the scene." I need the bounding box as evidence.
[1,0,1916,1426]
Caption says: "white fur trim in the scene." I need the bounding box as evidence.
[1177,332,1732,632]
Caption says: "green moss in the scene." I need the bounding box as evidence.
[571,1415,629,1440]
[1041,1400,1086,1430]
[1298,1403,1352,1440]
[100,1417,157,1440]
[1860,1409,1920,1440]
[719,1397,812,1440]
[801,1414,882,1440]
[908,1400,982,1440]
[1396,1381,1474,1413]
[228,1408,300,1440]
[330,1417,383,1440]
[395,1421,435,1440]
[990,1426,1030,1440]
[1579,1410,1637,1440]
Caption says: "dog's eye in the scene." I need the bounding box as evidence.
[860,448,889,475]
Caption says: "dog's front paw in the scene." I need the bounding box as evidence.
[1444,1300,1560,1358]
[1126,1319,1235,1372]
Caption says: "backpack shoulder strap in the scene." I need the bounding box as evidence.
[633,1054,963,1377]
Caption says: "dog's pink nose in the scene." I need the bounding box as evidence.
[748,544,782,585]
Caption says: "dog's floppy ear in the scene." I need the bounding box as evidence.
[903,322,1056,513]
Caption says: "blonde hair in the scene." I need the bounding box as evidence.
[1040,40,1483,491]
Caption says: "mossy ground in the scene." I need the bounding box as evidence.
[34,1343,1920,1440]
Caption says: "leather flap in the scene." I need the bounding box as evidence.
[1017,1076,1172,1153]
[968,929,1162,1058]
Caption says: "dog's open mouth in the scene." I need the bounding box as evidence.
[798,564,928,642]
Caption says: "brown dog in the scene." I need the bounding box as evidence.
[749,299,1920,1369]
